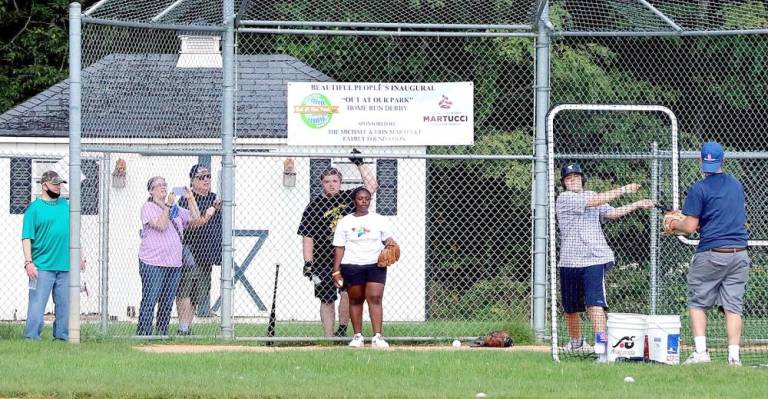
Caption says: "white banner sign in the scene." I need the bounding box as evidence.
[287,82,474,146]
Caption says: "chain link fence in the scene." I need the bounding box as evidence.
[0,1,766,362]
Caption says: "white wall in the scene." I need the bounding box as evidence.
[0,144,101,320]
[0,144,427,324]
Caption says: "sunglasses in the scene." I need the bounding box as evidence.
[195,174,212,180]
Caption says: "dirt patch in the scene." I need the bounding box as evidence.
[134,344,550,354]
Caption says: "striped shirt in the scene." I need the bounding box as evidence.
[556,190,615,268]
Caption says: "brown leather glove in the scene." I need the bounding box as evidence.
[377,241,401,267]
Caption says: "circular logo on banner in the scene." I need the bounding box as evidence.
[295,93,337,129]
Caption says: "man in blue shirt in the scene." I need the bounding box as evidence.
[666,141,750,366]
[22,170,85,340]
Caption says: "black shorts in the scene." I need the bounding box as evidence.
[314,264,347,304]
[341,263,387,286]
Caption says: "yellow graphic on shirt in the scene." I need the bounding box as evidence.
[324,204,348,234]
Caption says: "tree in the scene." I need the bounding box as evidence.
[0,0,97,112]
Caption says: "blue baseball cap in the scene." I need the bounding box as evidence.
[700,141,724,173]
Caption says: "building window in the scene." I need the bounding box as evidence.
[10,157,99,215]
[9,158,32,214]
[308,157,397,215]
[375,159,397,215]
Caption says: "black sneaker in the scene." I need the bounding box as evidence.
[333,325,348,337]
[178,329,191,336]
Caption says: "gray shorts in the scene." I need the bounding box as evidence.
[687,250,750,315]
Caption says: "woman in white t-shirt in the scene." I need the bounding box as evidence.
[332,187,397,348]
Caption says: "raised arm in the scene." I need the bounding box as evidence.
[349,149,378,194]
[146,193,175,231]
[184,187,201,224]
[359,164,378,194]
[586,183,640,208]
[606,199,655,220]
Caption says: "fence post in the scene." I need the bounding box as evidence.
[220,0,236,340]
[650,142,659,314]
[532,5,552,339]
[68,2,83,344]
[99,153,111,334]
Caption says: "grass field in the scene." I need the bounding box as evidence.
[1,338,766,399]
[0,319,537,343]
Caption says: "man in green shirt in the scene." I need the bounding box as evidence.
[22,170,83,340]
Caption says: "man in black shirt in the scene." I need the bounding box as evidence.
[177,164,222,334]
[297,152,378,337]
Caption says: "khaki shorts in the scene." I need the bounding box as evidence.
[687,250,750,315]
[177,263,213,306]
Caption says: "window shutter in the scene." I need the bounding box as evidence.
[375,159,397,215]
[81,159,100,215]
[309,158,331,199]
[10,158,32,214]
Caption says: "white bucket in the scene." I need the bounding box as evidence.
[607,313,647,362]
[646,315,682,365]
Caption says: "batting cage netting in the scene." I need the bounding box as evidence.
[0,0,766,366]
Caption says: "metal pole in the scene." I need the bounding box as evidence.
[650,142,659,314]
[532,6,551,340]
[220,0,235,340]
[68,2,83,344]
[99,153,111,334]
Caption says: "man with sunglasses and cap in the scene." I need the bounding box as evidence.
[665,141,750,366]
[556,163,653,360]
[22,170,86,340]
[176,164,222,334]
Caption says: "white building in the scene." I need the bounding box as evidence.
[0,42,427,328]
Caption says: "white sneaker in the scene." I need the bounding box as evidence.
[563,339,594,353]
[683,350,711,365]
[348,333,365,348]
[372,334,390,348]
[728,357,742,367]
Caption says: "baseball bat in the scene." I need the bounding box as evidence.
[266,263,280,346]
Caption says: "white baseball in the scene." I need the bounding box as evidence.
[476,393,488,398]
[452,340,461,348]
[624,376,635,384]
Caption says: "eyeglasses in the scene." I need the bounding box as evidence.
[195,174,212,180]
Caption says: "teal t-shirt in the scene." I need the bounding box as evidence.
[22,197,70,271]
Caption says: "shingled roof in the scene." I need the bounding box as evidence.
[0,54,332,139]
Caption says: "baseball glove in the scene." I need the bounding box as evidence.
[470,331,514,348]
[662,210,686,235]
[377,241,400,267]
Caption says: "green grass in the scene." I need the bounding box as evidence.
[0,339,766,399]
[1,319,536,343]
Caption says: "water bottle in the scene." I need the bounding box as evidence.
[594,331,607,354]
[29,278,37,290]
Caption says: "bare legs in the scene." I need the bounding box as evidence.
[565,312,581,340]
[690,307,743,346]
[176,297,194,330]
[320,291,351,337]
[347,282,385,334]
[338,291,350,326]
